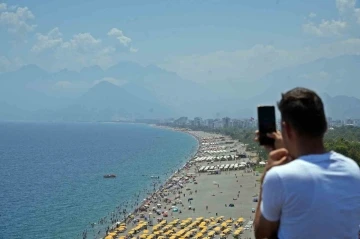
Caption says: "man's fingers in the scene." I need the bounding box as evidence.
[266,130,282,138]
[273,156,289,166]
[266,155,288,169]
[269,148,288,160]
[254,130,259,142]
[266,132,277,139]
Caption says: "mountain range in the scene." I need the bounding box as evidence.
[247,55,360,119]
[1,55,360,121]
[0,61,216,120]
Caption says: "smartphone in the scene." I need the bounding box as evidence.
[257,105,276,147]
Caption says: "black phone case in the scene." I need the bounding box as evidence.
[259,134,275,146]
[258,106,276,147]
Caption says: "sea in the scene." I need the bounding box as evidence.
[0,122,198,239]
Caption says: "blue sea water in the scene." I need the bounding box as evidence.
[0,122,197,239]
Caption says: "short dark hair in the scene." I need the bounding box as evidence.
[277,87,327,138]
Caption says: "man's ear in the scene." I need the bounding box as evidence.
[282,121,293,139]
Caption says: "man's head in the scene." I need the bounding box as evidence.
[277,87,327,156]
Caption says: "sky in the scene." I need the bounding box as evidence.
[1,0,360,84]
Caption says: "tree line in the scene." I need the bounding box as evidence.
[324,126,360,165]
[164,124,360,166]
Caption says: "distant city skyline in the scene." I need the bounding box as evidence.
[150,116,360,128]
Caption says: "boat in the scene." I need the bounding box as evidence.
[104,174,116,178]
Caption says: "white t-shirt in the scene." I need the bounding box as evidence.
[261,151,360,239]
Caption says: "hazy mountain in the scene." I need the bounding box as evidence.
[246,92,360,120]
[322,94,360,119]
[23,81,174,121]
[0,61,215,117]
[106,61,145,81]
[49,69,80,82]
[80,65,104,81]
[0,101,28,120]
[2,55,360,120]
[241,55,360,117]
[121,82,162,103]
[0,64,48,83]
[256,55,360,100]
[74,81,173,119]
[0,62,184,118]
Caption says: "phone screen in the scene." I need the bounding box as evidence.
[257,106,276,146]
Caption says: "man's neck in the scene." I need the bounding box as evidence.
[294,138,326,158]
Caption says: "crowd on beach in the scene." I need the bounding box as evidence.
[77,130,200,239]
[77,168,183,239]
[95,130,261,239]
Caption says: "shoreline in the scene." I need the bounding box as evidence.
[104,126,260,239]
[100,125,201,238]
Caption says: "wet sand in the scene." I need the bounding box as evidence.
[108,129,261,239]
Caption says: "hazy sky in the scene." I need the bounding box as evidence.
[1,0,360,83]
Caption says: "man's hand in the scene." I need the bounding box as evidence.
[266,148,289,170]
[260,148,290,184]
[254,130,284,151]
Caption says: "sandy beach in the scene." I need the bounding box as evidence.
[105,129,262,239]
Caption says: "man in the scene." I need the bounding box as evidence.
[253,87,360,239]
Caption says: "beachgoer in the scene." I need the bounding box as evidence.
[253,87,360,239]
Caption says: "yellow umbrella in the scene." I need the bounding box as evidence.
[194,233,203,239]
